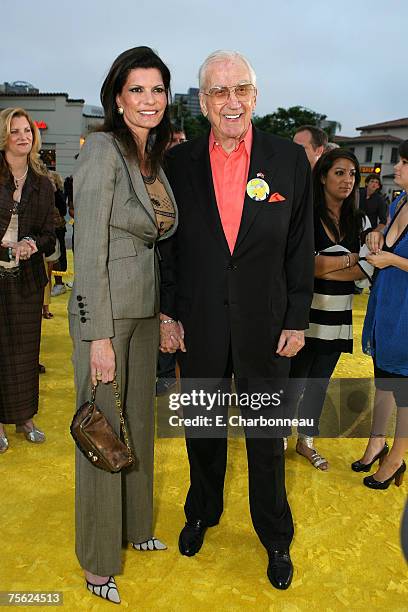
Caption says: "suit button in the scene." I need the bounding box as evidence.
[80,317,87,323]
[146,242,154,249]
[80,310,86,315]
[227,264,237,271]
[78,302,84,308]
[77,295,83,301]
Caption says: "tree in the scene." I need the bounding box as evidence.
[183,114,209,140]
[169,103,209,139]
[169,103,336,142]
[253,106,328,139]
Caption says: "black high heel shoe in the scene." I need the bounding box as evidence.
[363,460,406,490]
[351,441,389,472]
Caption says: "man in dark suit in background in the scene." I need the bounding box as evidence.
[293,124,328,169]
[160,50,314,590]
[359,173,387,232]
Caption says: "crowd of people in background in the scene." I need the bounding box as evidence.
[0,46,407,605]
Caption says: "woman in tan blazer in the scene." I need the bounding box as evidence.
[68,46,178,604]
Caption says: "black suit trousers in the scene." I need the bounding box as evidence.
[183,346,294,550]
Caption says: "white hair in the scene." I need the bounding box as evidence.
[198,50,257,90]
[325,142,340,151]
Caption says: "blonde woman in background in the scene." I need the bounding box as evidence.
[0,107,55,452]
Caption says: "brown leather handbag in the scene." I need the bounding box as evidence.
[70,379,134,473]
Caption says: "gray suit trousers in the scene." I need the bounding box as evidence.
[69,314,159,575]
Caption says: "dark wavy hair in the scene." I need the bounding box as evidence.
[313,148,364,244]
[365,172,382,189]
[99,46,172,176]
[399,139,408,160]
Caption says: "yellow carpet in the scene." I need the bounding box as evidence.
[2,259,407,611]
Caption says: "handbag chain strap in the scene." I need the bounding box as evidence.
[91,378,134,464]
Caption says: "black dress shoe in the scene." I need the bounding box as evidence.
[178,520,207,557]
[351,442,389,472]
[267,550,293,590]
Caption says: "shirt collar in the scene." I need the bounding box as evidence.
[209,123,253,155]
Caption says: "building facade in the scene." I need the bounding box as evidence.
[0,81,39,94]
[335,118,408,200]
[0,91,104,177]
[174,87,201,118]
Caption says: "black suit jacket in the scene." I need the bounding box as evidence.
[160,127,314,378]
[358,187,387,228]
[0,168,55,295]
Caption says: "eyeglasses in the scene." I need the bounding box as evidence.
[202,84,256,104]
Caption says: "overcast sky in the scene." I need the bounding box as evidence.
[2,0,407,135]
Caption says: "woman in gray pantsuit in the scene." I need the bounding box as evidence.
[68,47,178,604]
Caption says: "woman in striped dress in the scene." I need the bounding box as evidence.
[290,148,370,470]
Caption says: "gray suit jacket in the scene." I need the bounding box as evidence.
[68,131,178,341]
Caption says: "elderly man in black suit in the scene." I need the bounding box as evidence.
[160,50,314,589]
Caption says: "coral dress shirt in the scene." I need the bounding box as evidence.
[209,124,253,253]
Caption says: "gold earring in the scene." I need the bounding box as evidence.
[117,106,124,115]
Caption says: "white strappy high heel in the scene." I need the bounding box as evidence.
[132,536,167,551]
[86,576,120,604]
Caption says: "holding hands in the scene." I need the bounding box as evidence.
[159,315,186,353]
